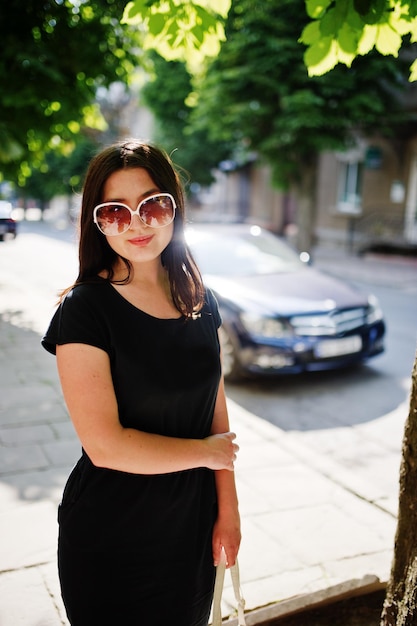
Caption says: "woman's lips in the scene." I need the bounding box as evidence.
[128,235,154,246]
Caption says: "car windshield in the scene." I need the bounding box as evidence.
[187,226,304,276]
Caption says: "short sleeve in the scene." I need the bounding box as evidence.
[205,288,221,329]
[41,284,111,356]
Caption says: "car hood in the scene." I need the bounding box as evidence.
[204,267,368,316]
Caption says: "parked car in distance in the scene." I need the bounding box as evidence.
[0,201,17,240]
[185,223,385,380]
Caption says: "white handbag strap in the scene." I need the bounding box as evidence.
[211,549,246,626]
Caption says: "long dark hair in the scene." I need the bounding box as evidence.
[68,139,205,317]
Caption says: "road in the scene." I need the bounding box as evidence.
[1,217,416,519]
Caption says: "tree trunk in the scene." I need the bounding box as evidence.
[292,159,318,254]
[381,351,417,625]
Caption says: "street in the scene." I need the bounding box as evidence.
[1,217,417,519]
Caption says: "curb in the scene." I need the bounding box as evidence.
[223,575,385,625]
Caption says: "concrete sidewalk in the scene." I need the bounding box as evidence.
[0,229,416,625]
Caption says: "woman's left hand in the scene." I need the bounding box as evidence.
[212,509,241,568]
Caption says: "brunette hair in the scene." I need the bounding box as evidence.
[68,139,204,317]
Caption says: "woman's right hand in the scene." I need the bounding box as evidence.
[204,432,239,471]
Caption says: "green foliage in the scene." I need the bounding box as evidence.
[300,0,417,78]
[122,0,231,72]
[126,0,417,79]
[0,0,139,184]
[142,53,231,186]
[3,0,416,200]
[20,136,99,204]
[190,0,412,187]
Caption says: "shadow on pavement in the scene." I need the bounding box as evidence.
[225,360,409,432]
[0,313,78,507]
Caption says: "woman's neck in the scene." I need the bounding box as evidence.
[113,257,167,287]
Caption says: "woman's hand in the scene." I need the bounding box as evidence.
[204,432,239,471]
[212,507,241,568]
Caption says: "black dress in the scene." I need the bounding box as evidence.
[42,279,222,626]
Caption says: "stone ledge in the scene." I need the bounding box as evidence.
[222,575,386,625]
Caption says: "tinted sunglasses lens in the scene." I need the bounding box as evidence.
[96,204,131,235]
[140,195,175,227]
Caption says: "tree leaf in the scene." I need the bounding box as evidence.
[335,42,356,66]
[354,0,389,23]
[389,4,417,35]
[123,1,227,71]
[194,0,231,19]
[304,37,339,75]
[357,23,377,53]
[346,3,366,28]
[299,20,322,45]
[191,24,206,45]
[409,0,417,18]
[305,0,333,19]
[338,21,360,53]
[148,13,168,36]
[409,57,417,80]
[320,8,342,35]
[375,22,402,55]
[122,0,149,24]
[353,0,372,16]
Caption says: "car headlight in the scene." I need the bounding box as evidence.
[240,313,292,338]
[367,294,383,324]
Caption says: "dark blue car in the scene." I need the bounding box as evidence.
[186,223,385,380]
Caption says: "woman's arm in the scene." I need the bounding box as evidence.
[211,375,242,568]
[56,343,237,475]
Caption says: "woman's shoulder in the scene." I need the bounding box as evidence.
[201,287,221,328]
[203,287,219,310]
[65,277,108,299]
[61,278,117,311]
[42,279,113,355]
[61,279,123,325]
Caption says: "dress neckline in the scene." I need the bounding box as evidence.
[96,276,185,322]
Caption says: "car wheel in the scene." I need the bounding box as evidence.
[219,325,242,382]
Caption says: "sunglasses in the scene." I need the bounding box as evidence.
[93,193,176,236]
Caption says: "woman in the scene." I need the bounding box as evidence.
[42,140,241,626]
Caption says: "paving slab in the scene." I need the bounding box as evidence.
[0,565,66,626]
[0,500,57,571]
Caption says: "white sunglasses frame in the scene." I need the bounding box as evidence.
[93,192,176,236]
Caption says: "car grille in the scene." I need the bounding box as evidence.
[290,307,367,336]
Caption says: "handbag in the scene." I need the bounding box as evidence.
[211,549,247,626]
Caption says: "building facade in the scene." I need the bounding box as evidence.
[199,131,417,253]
